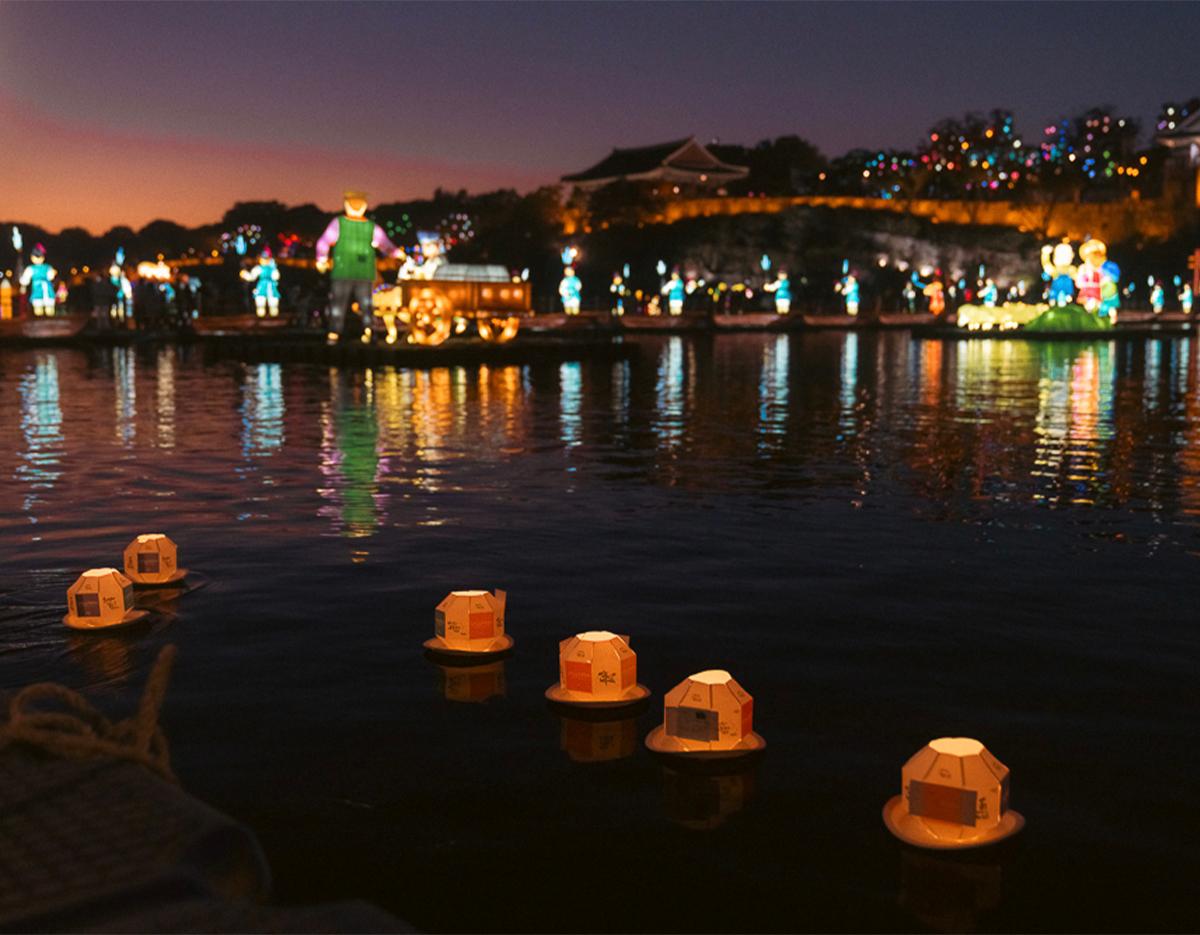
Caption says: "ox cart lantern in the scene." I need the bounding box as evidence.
[372,264,529,346]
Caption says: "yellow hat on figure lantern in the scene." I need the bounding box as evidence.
[123,533,188,586]
[882,737,1025,850]
[645,669,765,759]
[545,631,650,708]
[424,589,512,657]
[64,568,148,630]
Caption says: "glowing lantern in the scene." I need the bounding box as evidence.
[434,660,506,703]
[424,589,512,656]
[645,669,764,758]
[545,631,649,708]
[883,737,1025,849]
[64,568,147,630]
[122,533,187,586]
[558,714,637,763]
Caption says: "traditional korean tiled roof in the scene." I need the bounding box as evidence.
[562,137,748,184]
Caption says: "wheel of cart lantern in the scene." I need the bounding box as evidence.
[477,314,521,344]
[406,288,454,346]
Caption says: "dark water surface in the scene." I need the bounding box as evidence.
[1,333,1196,933]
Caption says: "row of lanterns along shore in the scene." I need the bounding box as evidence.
[426,588,1024,851]
[59,554,1023,851]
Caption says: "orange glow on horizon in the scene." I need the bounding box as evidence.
[0,92,549,234]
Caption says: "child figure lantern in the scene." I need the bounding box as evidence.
[315,190,403,345]
[123,533,188,586]
[425,589,512,656]
[662,271,685,316]
[1074,240,1107,312]
[545,631,650,708]
[20,244,57,317]
[978,279,998,308]
[645,669,765,758]
[559,266,582,315]
[763,271,792,315]
[1041,241,1077,306]
[64,568,147,630]
[109,249,133,324]
[1179,279,1194,315]
[1149,277,1164,314]
[835,269,859,316]
[883,737,1025,849]
[240,247,282,318]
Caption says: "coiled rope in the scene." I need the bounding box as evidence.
[0,644,178,782]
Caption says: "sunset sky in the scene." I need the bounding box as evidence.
[2,1,1196,234]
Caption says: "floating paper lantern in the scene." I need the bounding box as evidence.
[545,631,650,708]
[559,714,637,763]
[645,669,764,758]
[883,737,1025,849]
[123,533,187,586]
[434,660,506,703]
[64,568,147,630]
[424,589,512,656]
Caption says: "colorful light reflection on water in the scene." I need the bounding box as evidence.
[0,333,1195,932]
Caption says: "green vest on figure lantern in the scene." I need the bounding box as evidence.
[331,216,377,281]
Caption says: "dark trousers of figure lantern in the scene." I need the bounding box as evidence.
[327,279,373,335]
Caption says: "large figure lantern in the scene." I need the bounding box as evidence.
[20,243,57,317]
[1074,240,1107,312]
[315,190,403,345]
[240,247,282,318]
[1041,241,1077,306]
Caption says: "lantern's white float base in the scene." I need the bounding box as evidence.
[882,796,1025,850]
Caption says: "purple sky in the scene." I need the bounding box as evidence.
[2,1,1197,232]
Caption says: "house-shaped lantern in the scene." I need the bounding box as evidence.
[883,737,1025,849]
[645,669,765,758]
[435,660,506,703]
[424,589,512,656]
[545,631,650,707]
[559,714,637,763]
[123,533,187,586]
[64,568,147,630]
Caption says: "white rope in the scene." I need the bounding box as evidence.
[0,645,178,782]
